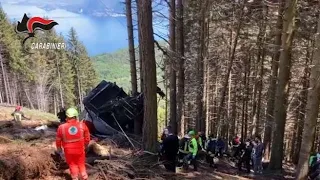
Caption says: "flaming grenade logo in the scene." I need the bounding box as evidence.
[15,13,58,45]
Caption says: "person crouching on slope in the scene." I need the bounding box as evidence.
[56,107,90,180]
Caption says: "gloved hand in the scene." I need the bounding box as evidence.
[56,148,65,160]
[56,147,62,154]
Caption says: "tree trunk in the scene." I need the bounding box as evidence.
[244,53,251,140]
[165,78,168,126]
[169,0,177,134]
[292,40,311,164]
[126,0,138,95]
[127,0,139,134]
[137,0,158,152]
[76,68,83,110]
[56,59,64,108]
[296,14,320,179]
[252,6,267,136]
[13,73,19,105]
[199,0,209,133]
[263,0,284,161]
[268,0,297,170]
[136,0,143,93]
[183,0,202,129]
[216,2,245,134]
[54,92,57,115]
[0,53,9,103]
[176,0,184,135]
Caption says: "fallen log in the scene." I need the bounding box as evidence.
[0,121,13,128]
[90,142,111,157]
[13,129,43,141]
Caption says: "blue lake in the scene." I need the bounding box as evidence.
[1,3,168,56]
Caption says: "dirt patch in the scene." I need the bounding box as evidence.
[0,143,56,180]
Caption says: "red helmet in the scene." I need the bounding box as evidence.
[15,106,22,110]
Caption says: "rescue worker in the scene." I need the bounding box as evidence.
[184,130,198,171]
[206,134,217,168]
[231,135,241,159]
[11,106,29,122]
[198,131,206,150]
[252,136,264,174]
[216,137,225,157]
[178,134,191,167]
[56,107,90,180]
[161,128,169,141]
[309,152,320,179]
[159,127,169,156]
[161,126,179,172]
[196,132,206,160]
[310,152,320,167]
[238,139,252,173]
[57,107,67,123]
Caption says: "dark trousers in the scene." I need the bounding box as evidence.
[184,154,198,171]
[216,148,223,157]
[238,157,251,173]
[164,155,176,172]
[233,147,240,157]
[206,153,217,168]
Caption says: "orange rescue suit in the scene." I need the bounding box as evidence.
[56,119,90,179]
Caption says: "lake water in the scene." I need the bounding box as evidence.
[1,3,168,56]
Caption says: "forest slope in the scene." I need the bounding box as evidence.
[0,105,57,122]
[91,46,166,93]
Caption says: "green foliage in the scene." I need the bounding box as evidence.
[66,28,97,104]
[91,45,166,94]
[0,8,97,112]
[158,105,166,125]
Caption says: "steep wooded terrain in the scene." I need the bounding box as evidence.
[0,8,97,113]
[91,45,165,92]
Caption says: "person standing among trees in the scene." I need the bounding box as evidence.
[197,131,206,150]
[56,107,91,180]
[216,137,225,157]
[232,135,241,158]
[252,136,264,174]
[238,139,252,173]
[178,133,191,166]
[161,126,179,172]
[57,107,66,123]
[206,134,218,168]
[184,130,198,171]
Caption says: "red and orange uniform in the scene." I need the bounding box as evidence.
[56,118,90,180]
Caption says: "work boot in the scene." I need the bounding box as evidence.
[81,173,88,180]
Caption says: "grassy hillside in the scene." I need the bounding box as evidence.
[91,45,166,93]
[0,105,57,121]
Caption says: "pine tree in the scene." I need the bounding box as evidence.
[67,27,97,110]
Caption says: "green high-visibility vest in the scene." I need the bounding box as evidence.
[13,113,22,121]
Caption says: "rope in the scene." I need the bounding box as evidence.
[111,113,136,150]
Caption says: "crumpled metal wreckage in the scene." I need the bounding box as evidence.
[82,80,165,137]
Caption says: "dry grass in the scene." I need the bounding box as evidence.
[0,105,57,122]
